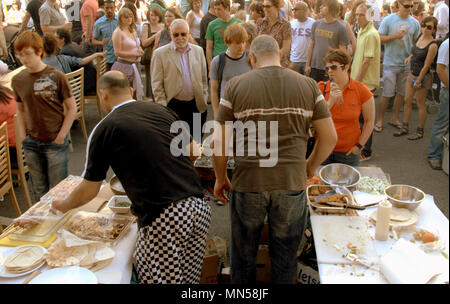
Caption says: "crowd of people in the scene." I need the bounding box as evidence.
[0,0,448,285]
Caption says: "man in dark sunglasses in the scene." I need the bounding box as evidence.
[375,0,420,132]
[151,19,208,139]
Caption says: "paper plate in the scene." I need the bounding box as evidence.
[29,266,98,284]
[0,245,47,278]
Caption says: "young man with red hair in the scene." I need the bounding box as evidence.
[12,31,77,202]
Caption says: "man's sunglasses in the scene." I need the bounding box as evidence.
[262,5,273,9]
[421,23,434,30]
[400,3,414,9]
[325,64,344,71]
[173,33,187,37]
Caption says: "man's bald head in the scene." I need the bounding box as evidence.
[98,71,131,94]
[250,35,280,59]
[98,71,133,112]
[294,1,308,9]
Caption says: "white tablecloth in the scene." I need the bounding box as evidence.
[316,195,449,284]
[0,224,137,284]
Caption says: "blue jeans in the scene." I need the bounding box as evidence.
[428,88,449,162]
[322,151,361,166]
[22,136,70,201]
[229,189,308,284]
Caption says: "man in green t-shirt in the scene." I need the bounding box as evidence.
[205,0,242,70]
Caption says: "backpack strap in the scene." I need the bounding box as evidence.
[217,52,226,99]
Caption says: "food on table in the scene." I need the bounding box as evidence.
[45,230,115,270]
[306,175,323,186]
[115,201,131,208]
[412,228,437,243]
[369,207,418,228]
[4,246,45,273]
[422,232,435,243]
[356,176,390,195]
[65,211,130,241]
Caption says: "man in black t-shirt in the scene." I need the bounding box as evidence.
[19,0,44,36]
[200,0,217,54]
[52,71,211,284]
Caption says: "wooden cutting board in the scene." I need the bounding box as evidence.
[310,215,378,265]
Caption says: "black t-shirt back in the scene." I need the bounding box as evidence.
[83,101,204,228]
[27,0,44,36]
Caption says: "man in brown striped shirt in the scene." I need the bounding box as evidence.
[212,35,337,284]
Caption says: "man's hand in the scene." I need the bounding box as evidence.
[305,65,311,76]
[394,28,408,40]
[102,38,109,46]
[64,22,73,31]
[54,134,66,145]
[51,199,69,214]
[214,177,231,204]
[346,145,361,156]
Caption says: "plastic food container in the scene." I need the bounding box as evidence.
[107,195,131,214]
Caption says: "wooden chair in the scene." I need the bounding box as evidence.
[0,121,21,217]
[11,114,33,209]
[65,67,88,152]
[84,52,107,119]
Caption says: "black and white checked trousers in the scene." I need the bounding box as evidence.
[134,196,211,284]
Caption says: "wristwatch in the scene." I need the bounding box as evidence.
[355,143,364,150]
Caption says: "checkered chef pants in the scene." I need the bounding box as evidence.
[134,196,211,284]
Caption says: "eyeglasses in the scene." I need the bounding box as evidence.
[262,5,273,9]
[325,64,344,71]
[173,32,187,37]
[421,23,434,30]
[399,3,414,9]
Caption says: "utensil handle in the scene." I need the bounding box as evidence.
[22,270,41,284]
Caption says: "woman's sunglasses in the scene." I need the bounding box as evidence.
[421,23,434,30]
[325,64,344,71]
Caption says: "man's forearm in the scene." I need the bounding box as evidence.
[59,180,102,212]
[379,34,397,44]
[306,42,313,67]
[356,58,372,81]
[19,13,31,32]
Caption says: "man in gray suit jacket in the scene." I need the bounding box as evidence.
[151,19,209,139]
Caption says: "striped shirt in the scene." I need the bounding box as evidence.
[216,66,330,193]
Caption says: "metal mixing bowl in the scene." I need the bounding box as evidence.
[319,163,361,188]
[384,184,425,210]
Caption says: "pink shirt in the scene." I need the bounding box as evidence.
[81,0,98,38]
[173,44,195,101]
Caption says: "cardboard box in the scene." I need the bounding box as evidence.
[256,245,271,283]
[297,261,320,284]
[200,238,219,284]
[200,254,219,284]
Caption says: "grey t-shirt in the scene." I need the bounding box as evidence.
[311,19,349,71]
[210,52,251,98]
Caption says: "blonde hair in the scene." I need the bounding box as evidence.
[118,7,136,32]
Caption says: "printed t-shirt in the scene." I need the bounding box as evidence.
[82,101,204,228]
[205,17,242,58]
[216,66,330,193]
[311,19,349,71]
[11,65,72,143]
[290,17,315,63]
[318,78,373,153]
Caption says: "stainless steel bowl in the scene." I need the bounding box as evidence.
[384,184,425,210]
[319,163,361,188]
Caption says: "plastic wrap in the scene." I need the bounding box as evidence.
[63,211,133,245]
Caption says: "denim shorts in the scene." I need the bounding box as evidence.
[382,65,409,97]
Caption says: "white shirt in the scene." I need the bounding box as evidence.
[367,0,381,22]
[434,1,449,39]
[290,18,315,62]
[437,38,449,87]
